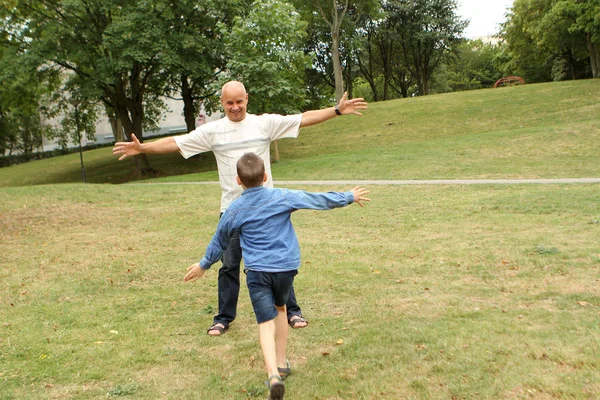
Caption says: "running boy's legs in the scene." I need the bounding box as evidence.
[247,270,296,378]
[259,306,287,377]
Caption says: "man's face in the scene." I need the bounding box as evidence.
[221,84,248,122]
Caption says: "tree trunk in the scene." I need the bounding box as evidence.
[332,30,344,102]
[272,140,279,163]
[181,74,196,132]
[587,33,600,79]
[115,95,153,176]
[109,116,124,142]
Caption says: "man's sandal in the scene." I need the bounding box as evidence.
[207,323,228,336]
[277,360,292,380]
[266,375,285,400]
[288,315,308,329]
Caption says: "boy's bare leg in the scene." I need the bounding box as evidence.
[259,319,279,378]
[274,305,288,369]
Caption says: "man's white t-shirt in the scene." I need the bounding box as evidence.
[174,113,302,212]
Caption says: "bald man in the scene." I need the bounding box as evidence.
[113,81,367,336]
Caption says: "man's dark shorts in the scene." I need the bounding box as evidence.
[246,270,298,324]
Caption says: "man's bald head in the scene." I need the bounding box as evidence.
[220,81,249,122]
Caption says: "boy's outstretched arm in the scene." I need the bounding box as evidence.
[350,186,370,207]
[183,213,234,283]
[184,263,205,282]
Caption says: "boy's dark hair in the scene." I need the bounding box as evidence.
[237,152,265,188]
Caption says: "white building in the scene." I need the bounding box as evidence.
[41,98,221,152]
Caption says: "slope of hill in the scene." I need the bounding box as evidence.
[1,79,598,187]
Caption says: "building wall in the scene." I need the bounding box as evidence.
[41,98,222,152]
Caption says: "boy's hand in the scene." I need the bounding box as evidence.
[184,263,206,282]
[350,186,370,207]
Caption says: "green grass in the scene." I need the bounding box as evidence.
[1,79,599,187]
[1,80,600,399]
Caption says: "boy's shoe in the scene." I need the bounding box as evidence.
[266,375,285,400]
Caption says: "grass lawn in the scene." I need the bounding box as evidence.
[1,80,599,399]
[0,79,599,187]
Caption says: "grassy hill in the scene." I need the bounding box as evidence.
[1,79,599,187]
[1,80,599,399]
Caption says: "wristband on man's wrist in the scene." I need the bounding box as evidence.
[334,106,342,116]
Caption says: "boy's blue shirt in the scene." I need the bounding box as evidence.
[199,186,354,272]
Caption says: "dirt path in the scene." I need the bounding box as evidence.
[139,178,600,185]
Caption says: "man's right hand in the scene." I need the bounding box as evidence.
[112,133,142,161]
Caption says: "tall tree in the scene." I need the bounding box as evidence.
[10,0,181,175]
[385,0,466,95]
[500,0,555,82]
[561,0,600,78]
[222,0,310,115]
[0,15,59,158]
[501,0,598,82]
[162,0,240,132]
[293,0,377,102]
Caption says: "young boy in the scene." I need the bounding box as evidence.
[183,152,370,399]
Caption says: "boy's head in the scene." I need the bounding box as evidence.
[236,152,267,188]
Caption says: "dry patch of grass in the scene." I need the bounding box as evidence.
[1,183,599,399]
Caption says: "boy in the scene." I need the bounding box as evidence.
[183,152,370,399]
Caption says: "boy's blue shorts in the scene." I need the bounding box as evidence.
[246,270,298,324]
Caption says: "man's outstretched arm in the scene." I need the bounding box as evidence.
[112,134,180,161]
[300,91,368,128]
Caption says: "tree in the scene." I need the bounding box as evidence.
[162,0,240,132]
[293,0,377,102]
[222,0,311,115]
[0,17,59,158]
[562,0,600,78]
[440,39,504,92]
[10,0,182,175]
[385,0,467,95]
[500,0,555,82]
[501,0,598,82]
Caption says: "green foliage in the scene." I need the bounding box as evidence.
[160,0,233,130]
[0,34,59,155]
[501,0,599,81]
[222,0,311,114]
[384,0,468,95]
[435,39,504,92]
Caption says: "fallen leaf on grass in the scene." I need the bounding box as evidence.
[336,339,344,345]
[577,301,591,307]
[109,330,118,335]
[322,351,331,356]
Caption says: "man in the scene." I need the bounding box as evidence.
[113,81,367,336]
